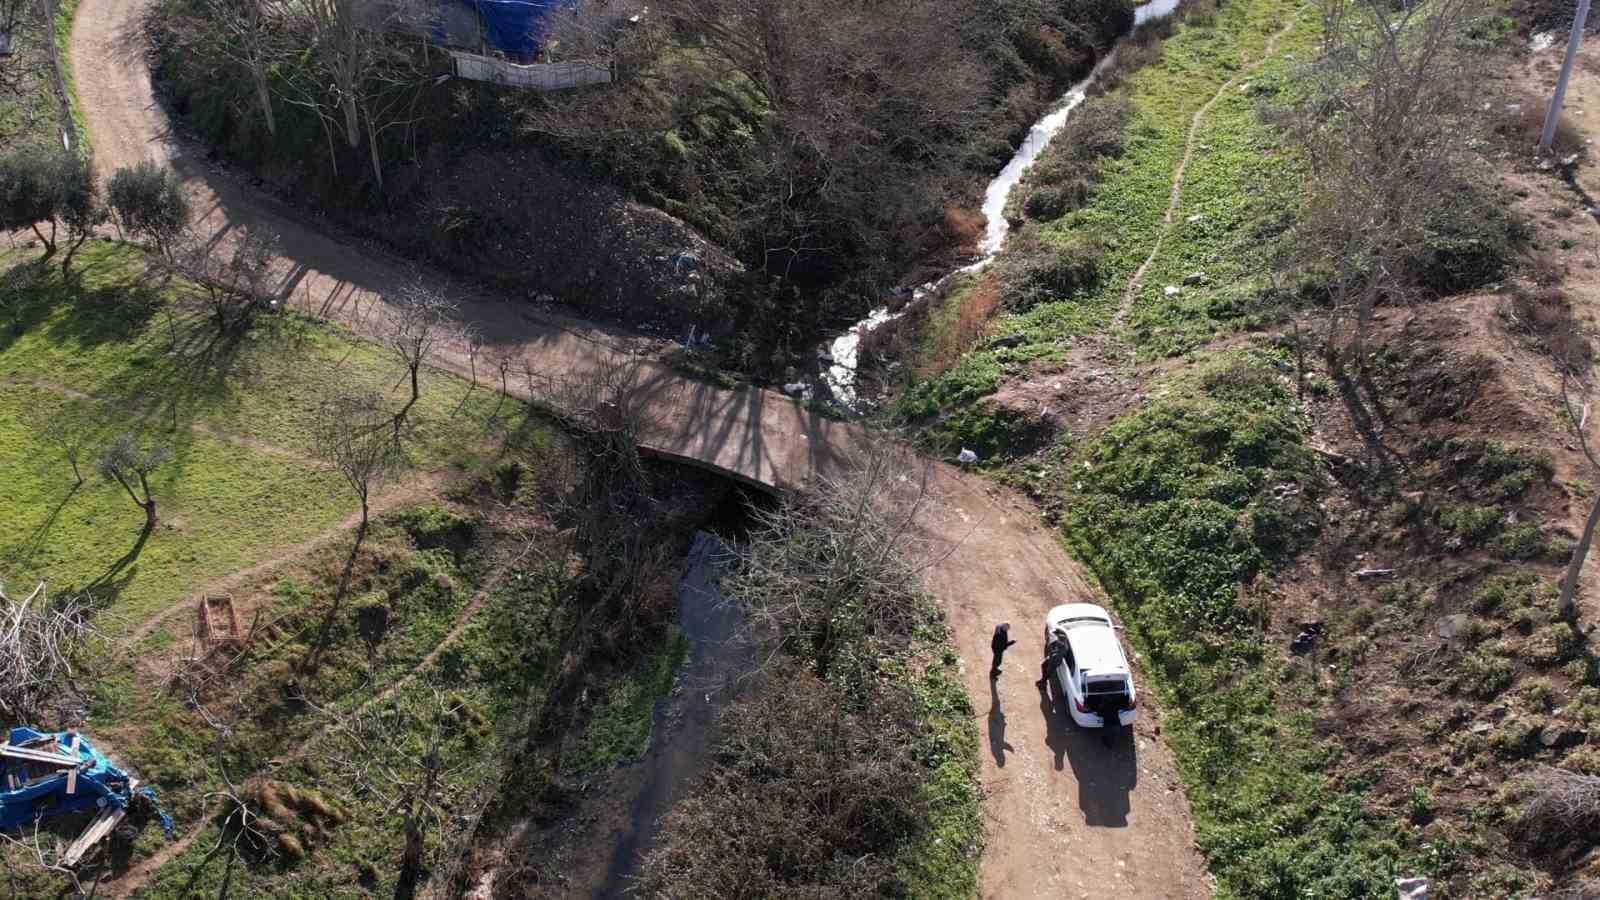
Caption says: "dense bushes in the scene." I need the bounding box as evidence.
[996,225,1106,310]
[1006,90,1132,223]
[151,0,1139,359]
[639,462,980,895]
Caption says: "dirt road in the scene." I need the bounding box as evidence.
[70,2,1208,894]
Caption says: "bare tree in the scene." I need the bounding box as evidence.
[314,393,398,557]
[279,0,423,187]
[1560,355,1600,621]
[170,226,282,334]
[201,0,284,137]
[315,687,482,900]
[380,281,458,436]
[39,411,92,485]
[97,434,172,531]
[1287,0,1485,369]
[728,450,931,679]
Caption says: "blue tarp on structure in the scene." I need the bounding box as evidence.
[0,727,171,839]
[434,0,572,63]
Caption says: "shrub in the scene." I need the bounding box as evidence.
[1459,651,1514,699]
[0,149,78,254]
[108,161,191,256]
[996,226,1104,310]
[1517,766,1600,848]
[1506,287,1594,374]
[1437,504,1503,547]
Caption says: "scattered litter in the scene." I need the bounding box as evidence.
[782,382,807,398]
[1395,875,1427,900]
[957,448,979,465]
[1163,285,1181,296]
[1290,621,1325,654]
[1,728,173,865]
[1186,214,1203,224]
[1183,272,1206,286]
[1531,31,1557,53]
[989,334,1026,350]
[1352,567,1396,580]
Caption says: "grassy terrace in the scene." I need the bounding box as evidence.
[0,243,503,631]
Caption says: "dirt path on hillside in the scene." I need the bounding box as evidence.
[71,1,1208,894]
[1113,15,1298,330]
[117,473,445,651]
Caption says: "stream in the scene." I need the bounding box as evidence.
[592,530,749,898]
[819,0,1185,408]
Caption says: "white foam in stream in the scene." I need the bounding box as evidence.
[820,0,1184,407]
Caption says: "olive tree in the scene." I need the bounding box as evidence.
[97,434,173,531]
[0,149,73,257]
[108,162,191,258]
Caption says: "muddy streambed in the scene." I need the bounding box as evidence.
[583,531,750,898]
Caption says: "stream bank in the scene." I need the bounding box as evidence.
[816,0,1188,410]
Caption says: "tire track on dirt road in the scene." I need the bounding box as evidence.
[72,0,1210,894]
[1113,15,1300,330]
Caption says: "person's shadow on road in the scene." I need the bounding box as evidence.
[1038,679,1071,771]
[988,680,1015,767]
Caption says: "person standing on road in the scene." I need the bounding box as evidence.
[1038,632,1068,691]
[991,623,1015,678]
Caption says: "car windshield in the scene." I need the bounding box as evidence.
[1059,616,1106,627]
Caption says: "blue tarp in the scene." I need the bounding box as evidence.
[0,727,171,839]
[433,0,572,63]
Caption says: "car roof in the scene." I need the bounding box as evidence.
[1044,603,1129,678]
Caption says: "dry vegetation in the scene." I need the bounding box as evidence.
[637,457,980,896]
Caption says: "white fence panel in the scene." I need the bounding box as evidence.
[448,53,614,91]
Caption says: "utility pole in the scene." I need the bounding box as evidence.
[1541,0,1593,155]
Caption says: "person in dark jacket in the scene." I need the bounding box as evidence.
[990,623,1015,678]
[1037,633,1068,691]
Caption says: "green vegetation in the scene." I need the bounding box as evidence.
[1064,351,1407,897]
[0,237,586,897]
[0,243,505,631]
[897,0,1317,452]
[563,629,689,777]
[0,0,65,153]
[134,536,570,898]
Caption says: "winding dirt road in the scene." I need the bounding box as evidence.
[70,1,1208,894]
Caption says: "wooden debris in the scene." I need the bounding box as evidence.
[62,807,125,866]
[1353,567,1396,580]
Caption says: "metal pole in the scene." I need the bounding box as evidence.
[1542,0,1593,154]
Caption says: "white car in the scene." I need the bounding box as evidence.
[1043,603,1137,732]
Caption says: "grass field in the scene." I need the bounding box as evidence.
[0,241,579,895]
[1,242,508,632]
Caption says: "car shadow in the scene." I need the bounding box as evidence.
[988,680,1015,767]
[1039,679,1138,828]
